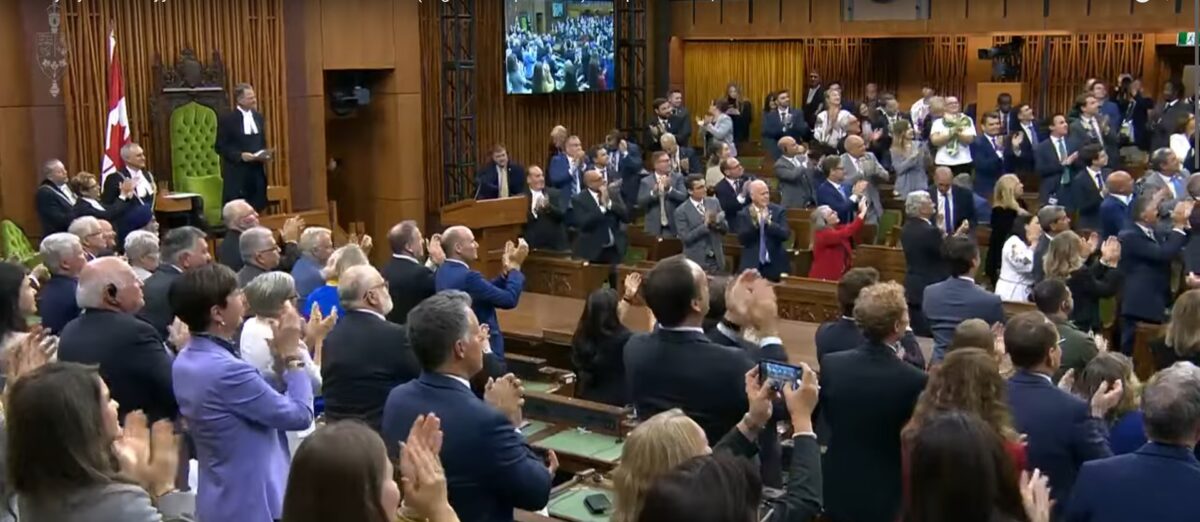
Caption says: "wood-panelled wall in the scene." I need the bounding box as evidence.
[60,0,290,190]
[419,0,622,210]
[921,36,969,99]
[1002,33,1147,116]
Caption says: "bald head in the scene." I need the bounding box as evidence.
[749,179,770,207]
[1106,170,1134,196]
[222,199,259,231]
[934,166,954,193]
[844,135,865,156]
[337,264,391,315]
[441,226,477,262]
[77,256,143,312]
[778,137,799,157]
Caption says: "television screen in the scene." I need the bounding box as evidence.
[505,0,614,94]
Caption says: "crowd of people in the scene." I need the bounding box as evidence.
[505,12,614,94]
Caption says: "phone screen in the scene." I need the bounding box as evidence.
[759,360,803,391]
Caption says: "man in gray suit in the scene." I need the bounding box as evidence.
[674,174,728,273]
[840,135,889,224]
[774,137,818,209]
[922,235,1005,362]
[1138,147,1190,229]
[638,150,688,238]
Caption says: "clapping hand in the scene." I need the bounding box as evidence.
[484,373,525,426]
[1057,368,1076,393]
[1086,232,1101,254]
[5,326,55,385]
[623,272,642,301]
[305,302,337,345]
[427,234,446,265]
[724,270,761,326]
[1094,334,1110,353]
[954,219,970,237]
[852,180,869,197]
[119,178,136,198]
[114,411,179,498]
[1020,469,1053,522]
[399,414,457,522]
[1089,379,1124,418]
[1062,151,1079,166]
[857,197,869,217]
[266,301,304,363]
[355,234,374,255]
[167,318,190,351]
[1172,200,1195,228]
[1100,237,1121,266]
[281,216,304,244]
[1011,132,1025,147]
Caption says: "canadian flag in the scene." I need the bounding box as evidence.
[100,28,130,184]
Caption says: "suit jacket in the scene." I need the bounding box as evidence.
[1098,194,1132,240]
[381,372,552,522]
[1066,262,1123,335]
[173,335,314,522]
[928,186,977,234]
[217,229,300,274]
[970,134,1019,198]
[1118,226,1187,322]
[625,328,753,444]
[761,108,811,159]
[801,85,826,126]
[571,189,628,261]
[522,188,568,251]
[737,203,790,281]
[435,259,524,355]
[382,255,436,324]
[71,197,133,224]
[1034,136,1080,204]
[1069,116,1120,169]
[237,263,267,288]
[321,310,421,432]
[705,324,786,487]
[900,218,949,304]
[1073,167,1111,232]
[670,107,694,147]
[816,179,857,224]
[840,152,889,224]
[1151,99,1195,152]
[58,308,177,422]
[820,341,928,522]
[814,318,925,369]
[674,197,727,273]
[1007,370,1112,516]
[138,265,183,341]
[291,254,324,302]
[1065,442,1200,522]
[215,109,269,209]
[810,218,864,281]
[37,274,80,334]
[100,167,156,243]
[35,180,76,236]
[774,155,818,209]
[922,277,1005,361]
[647,115,683,152]
[714,176,753,228]
[474,162,527,200]
[1010,121,1041,174]
[1136,171,1189,227]
[637,172,687,237]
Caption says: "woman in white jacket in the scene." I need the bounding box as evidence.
[814,89,852,148]
[994,214,1041,301]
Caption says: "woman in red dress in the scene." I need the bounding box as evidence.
[808,199,867,281]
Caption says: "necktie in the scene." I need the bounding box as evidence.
[1056,137,1067,160]
[697,201,705,216]
[1028,125,1038,143]
[498,167,510,198]
[1092,119,1103,144]
[1095,171,1105,190]
[992,136,1002,156]
[659,176,669,228]
[1172,176,1185,198]
[942,192,953,233]
[758,209,770,264]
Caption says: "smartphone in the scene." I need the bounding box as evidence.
[759,360,803,391]
[584,493,612,514]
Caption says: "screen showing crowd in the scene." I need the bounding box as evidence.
[505,0,615,94]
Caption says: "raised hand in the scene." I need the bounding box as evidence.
[852,180,869,196]
[724,270,761,326]
[1057,368,1076,393]
[427,234,445,265]
[356,234,374,255]
[742,367,774,433]
[267,301,304,363]
[1086,232,1101,254]
[305,303,337,346]
[399,414,455,522]
[1090,379,1124,418]
[484,373,525,426]
[1100,237,1121,265]
[1011,132,1025,147]
[623,272,642,300]
[167,318,190,350]
[119,178,136,197]
[782,362,819,434]
[1020,469,1053,522]
[281,216,304,244]
[5,326,54,384]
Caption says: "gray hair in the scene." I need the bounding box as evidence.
[1142,362,1200,443]
[119,142,142,162]
[162,226,206,265]
[39,233,82,275]
[905,191,932,218]
[321,244,369,280]
[76,257,135,308]
[298,227,332,255]
[337,264,382,310]
[41,159,64,179]
[123,230,160,264]
[222,199,250,227]
[234,83,254,102]
[811,205,834,232]
[1037,205,1065,232]
[389,220,420,255]
[239,227,275,264]
[68,216,101,239]
[952,173,973,189]
[244,271,296,317]
[1150,147,1175,172]
[406,290,474,371]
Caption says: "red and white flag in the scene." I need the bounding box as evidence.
[100,27,130,184]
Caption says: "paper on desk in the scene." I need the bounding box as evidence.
[164,192,200,199]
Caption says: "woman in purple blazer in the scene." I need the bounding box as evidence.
[171,264,315,522]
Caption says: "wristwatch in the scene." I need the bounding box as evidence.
[284,356,306,370]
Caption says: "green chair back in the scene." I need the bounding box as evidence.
[1,220,39,267]
[170,101,223,224]
[876,209,902,245]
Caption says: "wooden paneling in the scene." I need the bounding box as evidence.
[0,0,30,108]
[1007,33,1146,117]
[681,41,805,148]
[319,0,395,70]
[0,107,37,234]
[59,0,291,191]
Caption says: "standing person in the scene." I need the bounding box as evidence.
[841,135,889,225]
[666,89,693,147]
[928,166,977,235]
[291,227,334,302]
[987,174,1028,285]
[929,97,977,176]
[1047,233,1122,335]
[474,144,526,200]
[522,166,569,251]
[970,112,1018,198]
[889,120,930,198]
[139,226,210,341]
[1149,79,1193,152]
[1032,279,1101,381]
[773,137,818,208]
[900,191,950,337]
[570,285,635,406]
[638,151,687,238]
[101,143,157,247]
[817,157,869,225]
[723,82,753,148]
[1118,194,1191,353]
[382,221,443,325]
[737,180,790,282]
[675,175,727,274]
[1031,205,1072,283]
[994,214,1041,301]
[1035,114,1080,205]
[814,89,854,150]
[35,233,87,335]
[923,236,1005,361]
[171,263,316,522]
[697,99,736,158]
[216,83,271,210]
[573,170,628,268]
[809,201,867,281]
[1099,171,1135,240]
[34,159,76,236]
[436,226,526,360]
[761,90,809,160]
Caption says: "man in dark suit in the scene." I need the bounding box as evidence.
[667,89,694,147]
[820,280,928,522]
[215,83,271,210]
[1035,114,1080,205]
[900,191,951,337]
[816,267,926,368]
[59,257,177,422]
[774,137,818,209]
[714,157,754,229]
[101,142,157,247]
[216,199,301,273]
[995,92,1017,133]
[870,95,912,159]
[675,175,728,273]
[1031,205,1073,283]
[929,166,977,235]
[235,227,285,288]
[474,144,526,200]
[971,112,1020,198]
[381,221,439,326]
[1072,144,1111,232]
[36,233,87,334]
[435,226,525,359]
[815,156,868,224]
[547,135,586,208]
[381,291,554,522]
[802,72,826,127]
[625,255,754,445]
[322,265,420,433]
[659,133,702,177]
[1005,311,1119,518]
[522,166,568,251]
[1150,79,1193,152]
[572,170,628,265]
[647,97,681,153]
[1065,362,1200,522]
[1069,94,1121,170]
[761,90,810,160]
[1118,194,1190,353]
[139,226,209,341]
[35,159,76,236]
[1098,171,1134,240]
[923,236,1005,362]
[737,180,790,282]
[604,130,644,208]
[1010,103,1041,177]
[638,151,687,238]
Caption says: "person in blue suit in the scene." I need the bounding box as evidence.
[1035,114,1080,205]
[1065,362,1200,522]
[815,156,867,224]
[381,291,554,522]
[1097,171,1134,241]
[921,236,1004,362]
[760,89,810,160]
[1117,193,1190,353]
[969,112,1020,198]
[434,226,525,359]
[35,233,87,334]
[713,157,756,230]
[737,180,790,282]
[1005,311,1121,519]
[474,145,527,200]
[547,135,585,211]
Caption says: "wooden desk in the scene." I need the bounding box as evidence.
[522,252,612,299]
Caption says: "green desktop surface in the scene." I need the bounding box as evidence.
[535,429,623,463]
[548,486,614,522]
[524,381,556,393]
[520,420,553,439]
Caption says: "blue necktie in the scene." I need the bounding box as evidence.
[758,212,769,264]
[1173,176,1185,199]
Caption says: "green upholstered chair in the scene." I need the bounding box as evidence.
[1,220,39,268]
[170,101,224,224]
[876,209,902,245]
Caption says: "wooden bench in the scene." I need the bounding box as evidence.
[786,208,813,250]
[776,276,840,323]
[627,228,682,262]
[853,244,907,284]
[521,252,612,299]
[1132,322,1166,381]
[1001,300,1037,319]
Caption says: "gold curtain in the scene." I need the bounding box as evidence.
[60,0,289,188]
[682,41,806,147]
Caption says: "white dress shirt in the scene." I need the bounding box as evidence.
[590,189,609,213]
[239,106,259,135]
[126,166,155,199]
[530,189,545,218]
[57,183,77,205]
